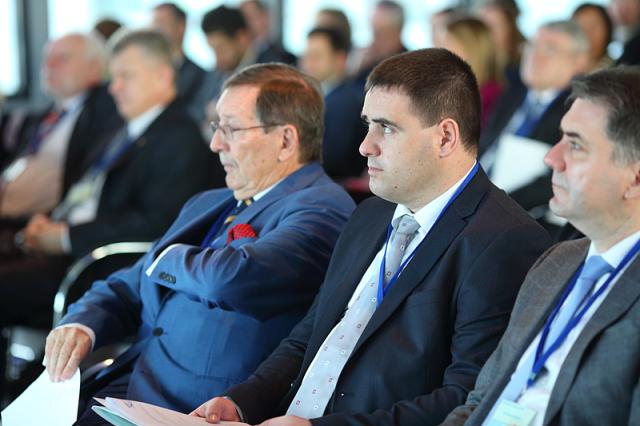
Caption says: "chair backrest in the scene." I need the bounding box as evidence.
[52,242,152,325]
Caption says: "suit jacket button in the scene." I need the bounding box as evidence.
[339,393,345,397]
[152,327,163,336]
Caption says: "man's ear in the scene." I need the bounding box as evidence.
[623,161,640,200]
[437,118,461,158]
[277,124,300,162]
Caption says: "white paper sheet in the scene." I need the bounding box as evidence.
[1,369,80,426]
[93,397,249,426]
[491,134,551,193]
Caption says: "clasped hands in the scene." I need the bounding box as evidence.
[16,213,67,254]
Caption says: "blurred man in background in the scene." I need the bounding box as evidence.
[302,27,366,181]
[152,2,206,119]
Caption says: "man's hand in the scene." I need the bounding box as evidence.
[22,214,67,254]
[258,415,312,426]
[44,326,92,382]
[190,396,241,424]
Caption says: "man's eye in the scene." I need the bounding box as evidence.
[569,141,582,151]
[381,125,393,135]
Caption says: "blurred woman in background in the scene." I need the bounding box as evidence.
[441,17,503,126]
[476,0,525,87]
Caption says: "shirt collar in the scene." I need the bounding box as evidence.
[127,104,165,140]
[391,162,477,233]
[235,176,285,206]
[527,89,561,107]
[56,91,87,113]
[586,230,640,269]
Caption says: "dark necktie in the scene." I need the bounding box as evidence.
[514,97,543,137]
[26,108,68,155]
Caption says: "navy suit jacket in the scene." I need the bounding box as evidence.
[322,81,367,179]
[225,169,552,426]
[67,99,216,257]
[60,163,355,412]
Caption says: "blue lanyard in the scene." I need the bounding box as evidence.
[200,199,236,248]
[528,237,640,387]
[376,163,479,307]
[89,136,135,176]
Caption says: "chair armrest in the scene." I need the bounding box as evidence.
[52,242,152,325]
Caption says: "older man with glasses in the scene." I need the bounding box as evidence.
[43,62,355,425]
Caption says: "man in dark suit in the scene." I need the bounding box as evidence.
[43,62,355,424]
[302,27,367,180]
[0,33,121,221]
[239,0,297,65]
[0,30,213,331]
[479,21,590,217]
[609,0,640,65]
[152,2,207,120]
[191,48,551,426]
[442,66,640,426]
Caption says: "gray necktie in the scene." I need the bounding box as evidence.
[287,214,420,419]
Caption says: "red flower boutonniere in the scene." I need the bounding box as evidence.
[227,223,258,243]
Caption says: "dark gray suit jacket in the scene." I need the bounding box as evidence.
[442,238,640,425]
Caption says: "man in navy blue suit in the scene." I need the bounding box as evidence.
[302,27,367,181]
[43,63,355,424]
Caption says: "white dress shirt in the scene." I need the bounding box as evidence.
[1,93,86,217]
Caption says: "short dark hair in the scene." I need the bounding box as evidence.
[241,0,268,13]
[223,63,324,163]
[201,5,247,37]
[569,66,640,164]
[154,3,186,23]
[377,0,405,29]
[316,8,352,47]
[307,27,351,53]
[366,48,481,152]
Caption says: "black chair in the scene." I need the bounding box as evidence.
[1,242,151,406]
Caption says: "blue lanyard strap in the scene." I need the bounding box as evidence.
[528,237,640,386]
[89,136,135,176]
[376,163,479,307]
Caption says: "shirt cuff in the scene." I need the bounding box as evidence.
[222,396,246,423]
[145,243,181,276]
[60,225,71,254]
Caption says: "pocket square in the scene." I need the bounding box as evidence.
[227,223,258,243]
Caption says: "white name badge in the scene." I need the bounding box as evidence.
[486,400,537,426]
[2,158,28,182]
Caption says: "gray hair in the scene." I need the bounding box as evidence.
[540,20,589,54]
[108,29,174,68]
[569,66,640,164]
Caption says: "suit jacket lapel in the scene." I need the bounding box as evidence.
[350,170,488,355]
[544,253,640,424]
[477,241,587,417]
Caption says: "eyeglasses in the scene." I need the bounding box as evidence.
[210,121,284,141]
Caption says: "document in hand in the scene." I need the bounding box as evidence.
[1,369,80,426]
[92,397,250,426]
